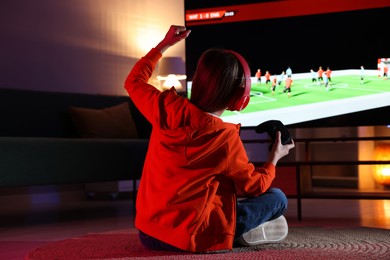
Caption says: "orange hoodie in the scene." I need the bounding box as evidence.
[124,48,276,252]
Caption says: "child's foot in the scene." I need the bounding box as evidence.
[237,215,288,246]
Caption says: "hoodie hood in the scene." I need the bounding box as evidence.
[153,88,240,166]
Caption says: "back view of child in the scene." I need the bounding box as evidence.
[124,25,295,253]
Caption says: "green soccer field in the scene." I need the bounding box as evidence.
[221,72,390,126]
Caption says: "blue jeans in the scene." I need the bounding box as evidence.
[139,188,287,250]
[235,188,288,239]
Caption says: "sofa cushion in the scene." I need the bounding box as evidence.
[69,102,138,138]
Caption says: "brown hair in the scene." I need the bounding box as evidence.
[189,48,245,113]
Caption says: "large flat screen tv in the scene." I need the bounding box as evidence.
[184,0,390,128]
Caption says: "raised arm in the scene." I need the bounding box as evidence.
[155,25,191,54]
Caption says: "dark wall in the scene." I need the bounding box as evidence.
[0,1,136,96]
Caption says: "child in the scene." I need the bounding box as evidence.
[325,67,332,82]
[317,66,324,83]
[271,74,277,95]
[277,71,285,86]
[124,25,295,253]
[255,68,262,84]
[310,69,317,85]
[283,77,293,97]
[323,71,329,91]
[360,66,365,85]
[286,66,292,78]
[264,70,271,85]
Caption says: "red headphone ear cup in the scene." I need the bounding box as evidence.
[227,89,250,111]
[235,95,250,111]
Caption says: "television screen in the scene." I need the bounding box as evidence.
[184,0,390,128]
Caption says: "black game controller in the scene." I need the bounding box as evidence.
[255,120,293,149]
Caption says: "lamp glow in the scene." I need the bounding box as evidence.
[157,57,186,92]
[373,143,390,186]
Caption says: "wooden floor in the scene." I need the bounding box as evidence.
[1,191,389,260]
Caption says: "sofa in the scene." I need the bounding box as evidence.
[0,88,151,196]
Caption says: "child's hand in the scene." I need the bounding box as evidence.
[267,131,295,166]
[156,25,191,54]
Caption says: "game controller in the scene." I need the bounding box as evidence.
[255,120,293,149]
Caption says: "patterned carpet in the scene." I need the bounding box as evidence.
[26,226,390,260]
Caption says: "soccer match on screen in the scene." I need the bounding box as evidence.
[220,59,390,126]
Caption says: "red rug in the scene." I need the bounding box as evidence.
[25,227,390,259]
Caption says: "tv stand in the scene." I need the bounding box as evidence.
[246,136,390,221]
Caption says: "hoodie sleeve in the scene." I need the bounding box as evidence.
[226,129,276,196]
[124,48,163,123]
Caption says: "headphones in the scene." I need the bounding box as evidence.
[226,50,251,111]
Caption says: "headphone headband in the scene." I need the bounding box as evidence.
[226,50,251,111]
